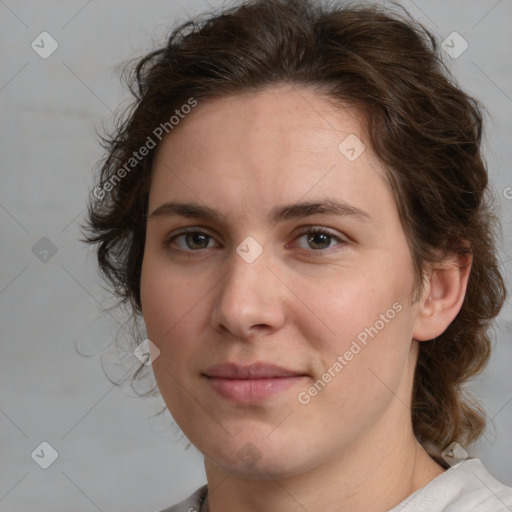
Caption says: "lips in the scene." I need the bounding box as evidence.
[203,362,308,402]
[204,361,304,379]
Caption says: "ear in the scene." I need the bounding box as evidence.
[412,251,472,342]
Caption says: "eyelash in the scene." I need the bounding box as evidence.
[163,226,347,258]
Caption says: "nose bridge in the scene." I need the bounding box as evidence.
[210,239,283,338]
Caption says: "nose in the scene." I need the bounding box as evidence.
[209,245,286,340]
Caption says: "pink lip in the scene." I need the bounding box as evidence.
[203,362,307,402]
[204,361,303,379]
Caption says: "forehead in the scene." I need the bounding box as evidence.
[157,85,366,159]
[149,85,396,227]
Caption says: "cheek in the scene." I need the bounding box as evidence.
[299,251,414,385]
[140,259,166,337]
[140,258,201,411]
[141,247,196,316]
[140,254,218,391]
[309,261,409,345]
[140,255,196,349]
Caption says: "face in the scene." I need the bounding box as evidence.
[140,85,423,478]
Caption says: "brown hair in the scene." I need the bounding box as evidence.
[83,0,506,464]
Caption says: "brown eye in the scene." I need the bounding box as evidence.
[164,229,220,255]
[293,227,346,252]
[306,232,332,250]
[181,232,211,250]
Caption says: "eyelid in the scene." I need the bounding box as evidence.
[165,225,218,239]
[293,224,344,238]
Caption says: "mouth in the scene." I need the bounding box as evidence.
[202,362,308,403]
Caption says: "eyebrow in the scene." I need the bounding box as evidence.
[148,198,372,225]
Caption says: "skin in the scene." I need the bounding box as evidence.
[140,84,472,512]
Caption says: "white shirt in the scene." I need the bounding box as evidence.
[159,458,512,512]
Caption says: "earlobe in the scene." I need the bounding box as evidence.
[413,252,473,342]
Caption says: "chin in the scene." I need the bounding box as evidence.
[203,435,319,480]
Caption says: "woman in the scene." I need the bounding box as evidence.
[84,0,512,510]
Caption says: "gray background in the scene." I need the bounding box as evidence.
[1,0,511,511]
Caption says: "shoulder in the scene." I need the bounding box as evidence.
[391,458,512,512]
[158,484,208,512]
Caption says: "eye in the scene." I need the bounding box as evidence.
[163,226,347,257]
[164,229,220,255]
[291,226,346,253]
